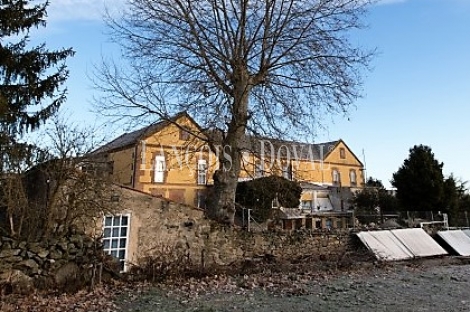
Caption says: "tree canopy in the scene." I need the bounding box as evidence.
[97,0,375,225]
[0,0,74,238]
[350,177,399,224]
[236,176,302,222]
[392,145,445,212]
[0,0,74,146]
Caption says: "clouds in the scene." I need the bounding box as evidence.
[46,0,126,22]
[44,0,408,24]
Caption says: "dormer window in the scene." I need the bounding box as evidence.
[179,127,190,140]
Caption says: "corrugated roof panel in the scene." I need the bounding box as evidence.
[356,231,413,261]
[437,230,470,256]
[391,228,447,257]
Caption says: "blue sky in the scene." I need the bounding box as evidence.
[33,0,470,188]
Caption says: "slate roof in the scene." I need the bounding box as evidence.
[241,136,339,161]
[92,111,342,162]
[208,130,339,161]
[91,112,189,155]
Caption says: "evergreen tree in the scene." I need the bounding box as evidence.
[392,145,444,212]
[0,0,74,169]
[351,177,399,224]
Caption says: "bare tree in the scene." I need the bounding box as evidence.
[95,0,375,225]
[0,116,118,240]
[34,118,118,238]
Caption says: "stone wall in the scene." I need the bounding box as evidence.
[119,187,351,270]
[188,227,350,267]
[0,234,104,293]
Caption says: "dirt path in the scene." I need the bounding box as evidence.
[117,260,470,312]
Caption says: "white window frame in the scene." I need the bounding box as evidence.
[283,163,294,180]
[103,214,130,272]
[154,155,165,183]
[197,159,207,185]
[282,164,289,179]
[332,169,340,184]
[350,170,357,184]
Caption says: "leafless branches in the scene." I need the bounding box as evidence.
[95,0,374,138]
[94,0,375,224]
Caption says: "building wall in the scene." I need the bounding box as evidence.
[323,141,364,187]
[109,187,350,271]
[108,148,135,186]
[238,141,363,187]
[104,117,363,208]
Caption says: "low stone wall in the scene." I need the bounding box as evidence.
[145,224,351,268]
[0,234,104,293]
[201,228,351,266]
[120,187,352,270]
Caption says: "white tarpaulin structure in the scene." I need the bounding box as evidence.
[357,228,447,261]
[356,231,413,261]
[462,229,470,239]
[437,230,470,256]
[391,228,447,258]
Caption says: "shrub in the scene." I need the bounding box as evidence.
[236,176,302,222]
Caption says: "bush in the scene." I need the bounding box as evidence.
[236,176,302,222]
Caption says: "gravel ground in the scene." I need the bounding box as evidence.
[117,258,470,312]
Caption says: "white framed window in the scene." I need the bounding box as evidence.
[282,163,294,180]
[282,164,289,179]
[103,214,130,272]
[254,161,264,178]
[332,169,340,185]
[154,155,165,183]
[197,159,207,185]
[349,170,357,185]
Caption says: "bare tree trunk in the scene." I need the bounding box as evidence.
[208,74,251,225]
[208,125,245,225]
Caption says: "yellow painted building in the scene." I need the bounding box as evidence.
[92,112,364,210]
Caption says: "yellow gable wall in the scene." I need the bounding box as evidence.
[323,141,362,166]
[105,115,363,207]
[238,141,364,187]
[134,116,217,206]
[323,141,364,187]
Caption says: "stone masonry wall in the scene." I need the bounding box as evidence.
[0,234,103,293]
[120,187,350,269]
